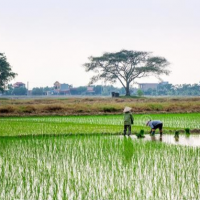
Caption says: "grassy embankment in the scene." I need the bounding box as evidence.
[1,97,200,116]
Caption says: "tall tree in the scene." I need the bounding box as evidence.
[12,87,27,95]
[83,50,170,96]
[0,53,17,92]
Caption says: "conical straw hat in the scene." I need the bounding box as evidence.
[146,120,151,126]
[123,106,132,113]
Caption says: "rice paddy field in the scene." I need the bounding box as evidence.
[1,113,200,136]
[0,113,200,199]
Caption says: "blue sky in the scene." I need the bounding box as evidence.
[0,0,200,88]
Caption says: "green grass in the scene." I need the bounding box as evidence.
[0,135,199,199]
[1,113,200,136]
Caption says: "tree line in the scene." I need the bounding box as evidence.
[4,85,126,96]
[3,83,200,96]
[144,83,200,96]
[2,50,200,96]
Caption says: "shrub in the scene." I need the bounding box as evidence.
[0,106,15,113]
[137,89,144,97]
[102,107,118,112]
[23,106,36,113]
[44,105,64,112]
[148,104,163,111]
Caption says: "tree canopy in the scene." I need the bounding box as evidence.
[12,87,27,95]
[0,53,17,92]
[83,50,170,96]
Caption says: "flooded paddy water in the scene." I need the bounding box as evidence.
[128,134,200,147]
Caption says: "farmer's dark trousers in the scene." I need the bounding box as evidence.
[154,123,163,136]
[124,125,131,135]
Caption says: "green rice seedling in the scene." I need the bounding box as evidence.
[174,130,179,138]
[1,113,200,136]
[136,129,145,138]
[185,128,190,136]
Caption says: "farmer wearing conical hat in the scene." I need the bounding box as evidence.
[146,120,163,137]
[123,106,134,136]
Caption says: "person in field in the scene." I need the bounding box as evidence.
[123,106,134,136]
[146,120,163,137]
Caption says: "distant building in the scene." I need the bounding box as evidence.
[60,83,70,95]
[54,81,60,89]
[139,83,159,91]
[13,82,26,88]
[86,86,95,94]
[60,83,69,90]
[139,82,169,91]
[53,81,71,95]
[159,81,169,85]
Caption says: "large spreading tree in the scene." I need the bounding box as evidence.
[83,50,170,96]
[0,53,17,92]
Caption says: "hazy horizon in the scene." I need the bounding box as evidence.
[1,0,200,89]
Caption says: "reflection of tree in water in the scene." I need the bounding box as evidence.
[123,137,134,165]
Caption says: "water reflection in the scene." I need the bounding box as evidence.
[139,134,200,147]
[150,135,163,142]
[175,136,179,142]
[123,137,134,164]
[151,135,156,141]
[120,134,200,147]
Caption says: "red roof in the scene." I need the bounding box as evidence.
[14,82,25,85]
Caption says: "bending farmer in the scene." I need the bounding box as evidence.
[146,120,163,137]
[123,106,134,136]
